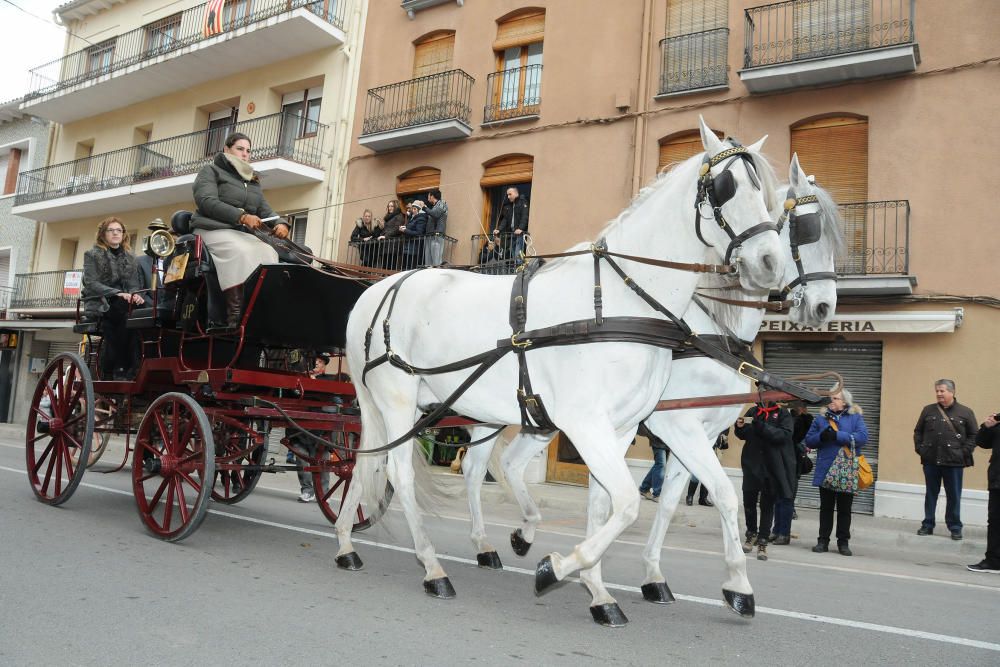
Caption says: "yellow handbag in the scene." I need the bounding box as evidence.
[857,453,874,490]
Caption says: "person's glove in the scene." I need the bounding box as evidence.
[819,427,837,443]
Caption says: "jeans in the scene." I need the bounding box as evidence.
[922,464,964,533]
[772,497,794,537]
[294,433,330,495]
[424,235,445,266]
[818,487,853,542]
[639,448,666,497]
[512,233,526,265]
[743,487,775,542]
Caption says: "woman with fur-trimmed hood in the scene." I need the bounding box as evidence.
[804,386,869,556]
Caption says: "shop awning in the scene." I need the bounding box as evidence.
[760,309,962,334]
[0,319,76,331]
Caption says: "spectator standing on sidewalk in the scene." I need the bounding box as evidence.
[735,401,795,562]
[968,411,999,573]
[686,433,726,506]
[424,189,448,266]
[914,379,978,540]
[770,401,815,543]
[805,387,869,556]
[290,352,334,502]
[638,422,668,502]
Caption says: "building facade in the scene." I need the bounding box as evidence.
[341,0,999,523]
[6,0,368,422]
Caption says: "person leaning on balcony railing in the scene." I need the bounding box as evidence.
[351,209,383,268]
[82,216,144,380]
[424,189,448,266]
[495,187,529,265]
[402,200,428,270]
[378,199,405,270]
[190,132,290,328]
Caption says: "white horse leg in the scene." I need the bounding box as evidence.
[461,427,502,568]
[639,454,690,604]
[577,476,629,626]
[502,431,553,557]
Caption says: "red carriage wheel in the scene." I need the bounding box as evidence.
[70,398,114,469]
[211,421,267,504]
[131,393,215,541]
[313,430,393,532]
[25,353,94,505]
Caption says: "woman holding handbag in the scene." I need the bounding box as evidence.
[804,387,869,556]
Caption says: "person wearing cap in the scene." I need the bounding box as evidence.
[402,200,427,270]
[290,352,334,502]
[137,218,172,308]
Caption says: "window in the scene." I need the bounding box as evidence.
[793,0,870,60]
[224,0,252,28]
[286,211,309,246]
[413,31,455,78]
[0,147,21,196]
[659,0,728,95]
[206,108,238,157]
[479,155,533,272]
[657,129,723,172]
[86,39,116,75]
[145,13,182,55]
[487,10,544,122]
[281,87,323,142]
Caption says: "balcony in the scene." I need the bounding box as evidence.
[20,0,348,123]
[402,0,464,20]
[346,234,457,270]
[483,65,542,125]
[7,269,82,318]
[836,200,914,294]
[656,28,729,98]
[12,112,326,223]
[359,70,474,152]
[0,286,12,319]
[469,233,527,274]
[740,0,919,93]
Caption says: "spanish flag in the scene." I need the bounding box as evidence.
[203,0,225,37]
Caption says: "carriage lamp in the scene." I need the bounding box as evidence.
[144,229,175,258]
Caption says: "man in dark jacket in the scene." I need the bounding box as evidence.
[914,379,978,540]
[735,402,795,561]
[424,189,448,266]
[402,201,427,270]
[494,187,529,264]
[968,411,1000,572]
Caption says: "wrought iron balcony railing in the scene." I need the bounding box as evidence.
[836,200,909,276]
[484,64,542,123]
[26,0,348,99]
[10,269,82,310]
[15,112,326,206]
[0,285,13,318]
[743,0,915,69]
[470,233,530,275]
[346,234,457,270]
[361,69,474,136]
[659,28,729,95]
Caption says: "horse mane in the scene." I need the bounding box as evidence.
[812,184,847,258]
[693,271,757,340]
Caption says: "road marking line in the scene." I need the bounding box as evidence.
[3,462,999,597]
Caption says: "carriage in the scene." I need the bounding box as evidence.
[24,210,404,541]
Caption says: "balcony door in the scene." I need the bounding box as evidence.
[205,107,239,158]
[793,0,871,60]
[411,31,456,125]
[791,115,869,273]
[489,10,544,121]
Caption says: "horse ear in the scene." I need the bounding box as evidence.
[699,116,725,154]
[746,134,768,154]
[789,153,808,189]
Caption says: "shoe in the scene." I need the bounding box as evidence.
[837,541,853,556]
[772,535,791,546]
[812,540,829,553]
[640,489,656,501]
[756,543,768,561]
[685,495,694,506]
[742,534,756,554]
[768,532,778,543]
[792,510,798,520]
[917,526,933,536]
[298,490,315,503]
[967,560,1000,573]
[951,531,963,541]
[699,498,713,507]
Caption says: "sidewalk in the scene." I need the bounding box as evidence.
[5,420,994,579]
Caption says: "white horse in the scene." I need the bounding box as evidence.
[334,119,784,617]
[457,155,843,624]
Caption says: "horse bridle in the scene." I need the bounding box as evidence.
[775,188,836,301]
[694,144,778,265]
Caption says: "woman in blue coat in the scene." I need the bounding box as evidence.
[804,387,869,556]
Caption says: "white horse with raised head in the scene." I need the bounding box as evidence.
[457,155,843,624]
[335,119,784,622]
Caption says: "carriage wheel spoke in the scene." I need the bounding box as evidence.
[177,418,197,455]
[40,444,58,494]
[174,478,190,524]
[162,480,175,530]
[52,442,64,495]
[33,441,56,471]
[61,442,77,481]
[154,411,171,452]
[66,381,85,414]
[147,476,170,510]
[41,385,58,416]
[177,470,202,493]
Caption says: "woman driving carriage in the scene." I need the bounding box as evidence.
[191,132,290,328]
[82,216,144,380]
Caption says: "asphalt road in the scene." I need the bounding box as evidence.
[1,434,998,666]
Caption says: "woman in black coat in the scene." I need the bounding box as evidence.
[82,217,144,379]
[734,401,796,561]
[191,132,290,327]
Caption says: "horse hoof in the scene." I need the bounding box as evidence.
[641,582,676,604]
[335,552,363,571]
[477,551,503,569]
[590,603,629,627]
[423,577,456,599]
[723,589,755,618]
[534,555,561,595]
[510,529,532,557]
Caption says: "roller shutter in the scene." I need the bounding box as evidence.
[480,155,533,187]
[494,10,544,50]
[413,31,455,78]
[762,340,882,515]
[396,167,441,196]
[47,341,83,364]
[658,129,723,172]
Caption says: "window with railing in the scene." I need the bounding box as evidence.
[281,87,323,141]
[145,13,182,56]
[486,9,543,123]
[835,200,909,275]
[361,69,474,135]
[86,39,116,75]
[659,0,729,95]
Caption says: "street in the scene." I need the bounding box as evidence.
[1,432,998,666]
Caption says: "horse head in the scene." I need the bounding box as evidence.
[696,117,785,291]
[777,154,843,327]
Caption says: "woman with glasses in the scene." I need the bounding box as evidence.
[82,216,143,379]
